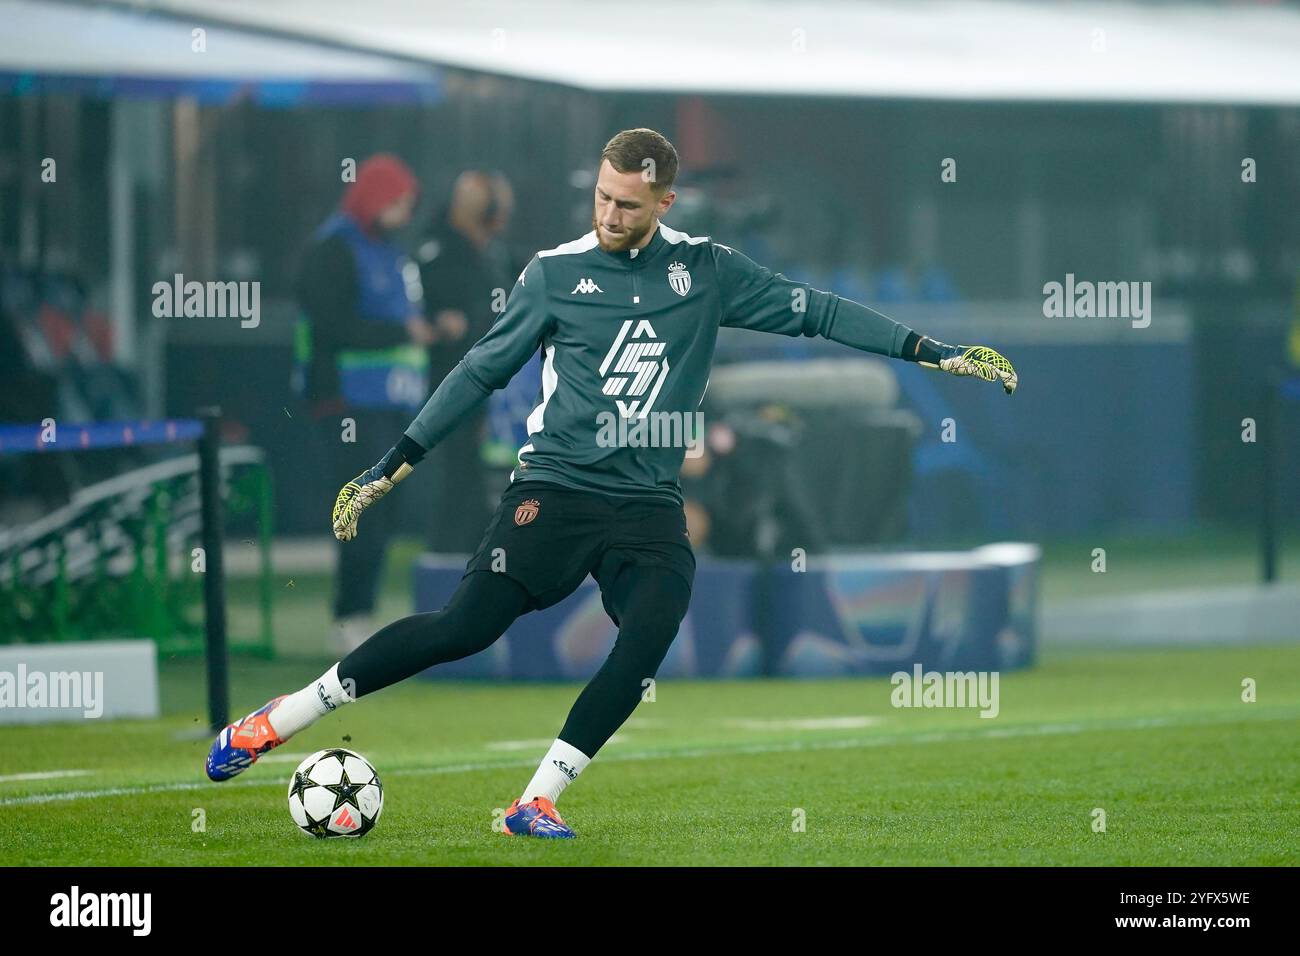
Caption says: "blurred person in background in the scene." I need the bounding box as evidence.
[679,408,828,559]
[0,268,64,518]
[415,170,517,552]
[293,153,434,653]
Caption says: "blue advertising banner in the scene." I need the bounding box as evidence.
[413,545,1038,681]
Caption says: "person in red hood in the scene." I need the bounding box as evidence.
[339,155,421,237]
[294,153,435,653]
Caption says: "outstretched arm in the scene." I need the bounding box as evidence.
[332,257,553,541]
[714,242,1017,394]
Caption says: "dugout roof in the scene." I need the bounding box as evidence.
[0,0,442,103]
[21,0,1300,106]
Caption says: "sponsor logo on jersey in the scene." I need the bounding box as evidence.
[598,318,669,418]
[668,260,691,296]
[570,277,604,294]
[514,498,541,526]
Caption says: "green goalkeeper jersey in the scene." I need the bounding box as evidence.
[404,221,915,503]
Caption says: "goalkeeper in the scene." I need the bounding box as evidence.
[206,128,1017,838]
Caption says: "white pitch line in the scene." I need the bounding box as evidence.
[484,738,558,752]
[623,717,669,729]
[0,780,229,806]
[1,709,1293,809]
[486,734,625,752]
[0,770,93,783]
[722,716,884,731]
[258,752,315,764]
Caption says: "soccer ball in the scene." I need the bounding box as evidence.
[287,748,384,838]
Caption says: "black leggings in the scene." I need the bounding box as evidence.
[337,565,692,759]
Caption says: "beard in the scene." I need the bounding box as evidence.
[592,212,654,252]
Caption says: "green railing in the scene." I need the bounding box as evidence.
[0,447,273,657]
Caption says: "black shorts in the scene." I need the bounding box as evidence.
[465,481,696,611]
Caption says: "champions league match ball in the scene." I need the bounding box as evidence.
[287,749,384,838]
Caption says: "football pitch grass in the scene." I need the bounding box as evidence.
[1,642,1296,866]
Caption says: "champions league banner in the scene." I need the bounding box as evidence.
[412,544,1038,680]
[412,557,760,680]
[765,544,1039,676]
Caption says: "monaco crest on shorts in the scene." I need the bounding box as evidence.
[514,499,540,526]
[668,261,691,296]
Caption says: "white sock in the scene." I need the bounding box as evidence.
[519,739,591,805]
[268,663,355,740]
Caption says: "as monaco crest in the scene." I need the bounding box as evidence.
[667,261,691,296]
[514,499,540,526]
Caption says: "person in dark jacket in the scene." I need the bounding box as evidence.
[294,153,432,652]
[415,170,516,552]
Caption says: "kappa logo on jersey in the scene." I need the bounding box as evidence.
[668,260,691,296]
[598,319,669,419]
[570,277,604,294]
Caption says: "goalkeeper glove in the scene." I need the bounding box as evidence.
[906,333,1018,395]
[332,435,427,542]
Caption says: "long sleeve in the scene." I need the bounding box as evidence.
[715,242,912,358]
[404,255,552,449]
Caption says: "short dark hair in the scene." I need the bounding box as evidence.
[601,128,679,193]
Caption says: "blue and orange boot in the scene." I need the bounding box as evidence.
[502,796,576,839]
[204,696,288,781]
